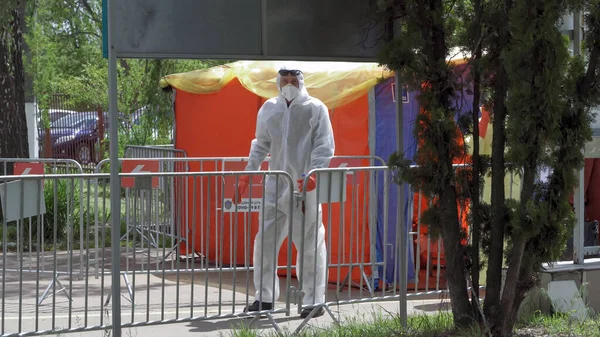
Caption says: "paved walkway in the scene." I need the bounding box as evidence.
[0,249,451,337]
[1,295,450,337]
[83,299,450,337]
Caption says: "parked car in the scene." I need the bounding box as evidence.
[36,109,78,129]
[39,112,119,165]
[48,109,78,123]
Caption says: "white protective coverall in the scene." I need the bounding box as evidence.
[244,68,335,307]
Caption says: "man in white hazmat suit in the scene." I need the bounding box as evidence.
[235,68,335,318]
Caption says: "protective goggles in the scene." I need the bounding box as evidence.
[278,69,303,76]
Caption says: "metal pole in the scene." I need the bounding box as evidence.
[573,12,581,56]
[107,0,122,335]
[395,73,408,325]
[573,11,585,265]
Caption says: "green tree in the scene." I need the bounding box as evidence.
[377,0,475,327]
[491,2,600,335]
[481,0,511,330]
[378,0,600,335]
[23,0,224,150]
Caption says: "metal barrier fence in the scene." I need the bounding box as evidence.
[90,155,385,312]
[292,164,528,333]
[91,156,385,277]
[0,159,86,308]
[1,155,552,337]
[0,170,295,337]
[92,156,256,282]
[101,158,417,335]
[0,158,84,176]
[123,145,186,160]
[290,165,396,332]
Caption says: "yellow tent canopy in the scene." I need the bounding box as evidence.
[158,53,473,110]
[159,61,394,110]
[160,57,519,201]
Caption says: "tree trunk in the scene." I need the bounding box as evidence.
[424,0,476,327]
[484,0,512,327]
[20,0,33,103]
[495,166,537,336]
[484,68,509,327]
[502,256,536,335]
[440,182,475,327]
[0,0,29,167]
[469,0,483,318]
[0,0,29,223]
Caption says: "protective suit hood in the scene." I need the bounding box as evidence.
[245,65,335,182]
[276,67,310,104]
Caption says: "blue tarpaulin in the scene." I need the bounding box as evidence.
[372,75,476,288]
[373,78,419,286]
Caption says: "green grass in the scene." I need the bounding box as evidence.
[227,312,475,337]
[517,312,600,336]
[224,310,600,337]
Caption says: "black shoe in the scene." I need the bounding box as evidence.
[244,300,273,313]
[301,306,325,318]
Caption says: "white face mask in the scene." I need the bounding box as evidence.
[281,84,300,102]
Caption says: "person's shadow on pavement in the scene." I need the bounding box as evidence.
[185,314,305,334]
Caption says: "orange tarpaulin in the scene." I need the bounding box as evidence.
[173,78,373,283]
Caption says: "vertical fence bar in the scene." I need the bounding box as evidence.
[1,177,6,336]
[190,176,198,318]
[107,0,122,334]
[35,178,42,331]
[18,180,25,333]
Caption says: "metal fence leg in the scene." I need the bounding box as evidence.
[336,267,375,297]
[38,273,71,306]
[104,272,134,307]
[292,305,337,336]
